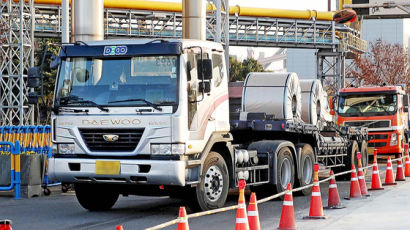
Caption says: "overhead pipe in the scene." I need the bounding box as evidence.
[31,0,335,21]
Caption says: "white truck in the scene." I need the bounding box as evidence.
[27,38,367,211]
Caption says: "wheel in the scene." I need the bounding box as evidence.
[43,188,51,196]
[339,140,359,180]
[295,144,314,196]
[360,141,369,175]
[62,183,71,193]
[74,183,119,211]
[275,147,295,194]
[190,151,229,211]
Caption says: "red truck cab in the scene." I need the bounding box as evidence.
[335,85,409,156]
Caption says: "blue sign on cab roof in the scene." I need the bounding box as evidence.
[61,42,182,57]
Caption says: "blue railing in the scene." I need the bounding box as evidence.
[0,141,21,199]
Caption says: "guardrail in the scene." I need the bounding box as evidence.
[146,156,404,230]
[0,126,58,195]
[0,141,21,199]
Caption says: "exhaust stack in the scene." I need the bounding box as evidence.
[182,0,206,40]
[71,0,104,42]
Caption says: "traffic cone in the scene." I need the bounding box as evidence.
[383,156,397,186]
[356,152,370,197]
[116,225,124,230]
[304,164,326,219]
[344,164,362,199]
[0,220,12,230]
[324,170,345,209]
[368,150,384,191]
[235,179,249,230]
[278,183,296,230]
[247,193,261,230]
[395,154,406,181]
[177,207,189,230]
[405,154,410,177]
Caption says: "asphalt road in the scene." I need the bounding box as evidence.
[0,161,403,230]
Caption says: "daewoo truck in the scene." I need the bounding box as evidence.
[27,39,368,211]
[334,85,409,157]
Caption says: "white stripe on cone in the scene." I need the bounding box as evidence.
[387,167,393,170]
[373,170,379,174]
[312,192,321,196]
[283,201,293,206]
[351,177,358,181]
[329,184,337,188]
[398,165,403,168]
[248,211,258,216]
[236,218,248,224]
[358,176,365,179]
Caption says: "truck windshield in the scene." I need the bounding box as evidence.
[338,93,397,117]
[55,56,178,108]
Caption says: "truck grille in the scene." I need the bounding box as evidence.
[368,142,387,148]
[344,120,390,129]
[79,128,144,152]
[369,134,388,140]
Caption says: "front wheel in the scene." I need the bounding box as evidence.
[74,183,119,211]
[191,151,229,211]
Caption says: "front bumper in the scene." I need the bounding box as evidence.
[368,131,403,155]
[49,157,187,186]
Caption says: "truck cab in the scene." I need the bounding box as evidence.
[335,85,409,156]
[42,39,233,211]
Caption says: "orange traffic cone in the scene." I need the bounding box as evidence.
[395,154,406,181]
[405,150,410,177]
[344,164,362,199]
[235,179,249,230]
[116,225,124,230]
[177,207,190,230]
[383,156,397,186]
[356,152,370,197]
[304,164,326,219]
[0,220,12,230]
[278,183,296,230]
[324,170,345,209]
[368,150,384,191]
[247,193,261,230]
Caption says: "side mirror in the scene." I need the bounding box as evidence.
[50,54,60,70]
[197,59,213,80]
[329,96,335,115]
[27,67,41,88]
[404,95,409,112]
[28,92,39,105]
[199,81,211,94]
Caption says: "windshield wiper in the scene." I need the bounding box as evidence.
[108,98,162,111]
[60,98,109,112]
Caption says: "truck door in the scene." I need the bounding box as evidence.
[186,48,216,140]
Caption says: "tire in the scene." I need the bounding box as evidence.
[295,144,314,196]
[190,151,229,211]
[275,147,295,194]
[74,183,119,211]
[339,140,359,180]
[360,141,369,175]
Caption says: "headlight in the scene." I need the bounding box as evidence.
[390,133,397,146]
[151,143,185,155]
[52,144,58,154]
[58,143,75,154]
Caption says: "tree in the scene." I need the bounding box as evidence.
[34,38,60,124]
[229,56,264,82]
[347,39,410,90]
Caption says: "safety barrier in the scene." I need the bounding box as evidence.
[0,141,21,199]
[145,154,407,230]
[0,126,57,195]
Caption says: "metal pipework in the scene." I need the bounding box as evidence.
[32,0,336,21]
[61,0,69,43]
[183,0,206,40]
[71,0,104,42]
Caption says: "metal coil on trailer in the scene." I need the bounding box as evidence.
[242,72,302,121]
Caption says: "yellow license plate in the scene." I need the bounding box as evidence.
[368,147,374,155]
[95,161,121,175]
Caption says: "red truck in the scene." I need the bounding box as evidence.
[333,85,409,157]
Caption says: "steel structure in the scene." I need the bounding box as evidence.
[0,0,34,125]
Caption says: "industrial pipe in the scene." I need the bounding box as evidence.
[31,0,335,21]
